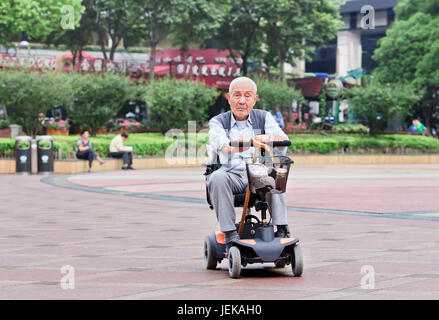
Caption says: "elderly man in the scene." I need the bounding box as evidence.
[207,76,290,252]
[109,132,134,170]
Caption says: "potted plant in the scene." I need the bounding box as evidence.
[0,119,11,137]
[46,119,70,136]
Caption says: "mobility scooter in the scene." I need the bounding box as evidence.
[203,138,303,278]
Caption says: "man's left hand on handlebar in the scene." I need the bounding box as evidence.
[255,135,288,146]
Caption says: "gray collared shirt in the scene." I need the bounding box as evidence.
[208,110,288,174]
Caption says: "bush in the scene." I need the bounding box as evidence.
[143,78,217,134]
[66,73,140,135]
[0,119,11,129]
[0,70,73,137]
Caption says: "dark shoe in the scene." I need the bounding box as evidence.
[127,166,135,170]
[224,230,239,256]
[122,166,128,170]
[276,225,291,238]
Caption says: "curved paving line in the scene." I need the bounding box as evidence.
[41,175,439,222]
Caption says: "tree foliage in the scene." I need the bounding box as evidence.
[253,75,305,113]
[344,78,421,134]
[372,0,439,134]
[259,0,343,81]
[143,78,217,134]
[0,0,83,45]
[65,72,140,135]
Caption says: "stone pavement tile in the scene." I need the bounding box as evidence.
[34,256,173,270]
[308,260,439,277]
[0,282,159,300]
[226,271,364,291]
[89,270,230,286]
[7,245,135,257]
[385,277,439,292]
[0,268,104,282]
[337,289,439,300]
[127,286,317,300]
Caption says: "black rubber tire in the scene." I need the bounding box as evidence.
[228,246,241,279]
[291,244,304,277]
[204,236,217,270]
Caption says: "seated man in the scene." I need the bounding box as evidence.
[207,76,290,252]
[109,132,134,170]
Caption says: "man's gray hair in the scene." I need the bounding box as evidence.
[229,76,257,94]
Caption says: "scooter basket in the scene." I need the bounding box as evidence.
[245,156,293,194]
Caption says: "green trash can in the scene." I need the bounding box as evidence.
[15,136,32,175]
[37,135,54,174]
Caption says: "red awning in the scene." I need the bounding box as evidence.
[290,77,323,98]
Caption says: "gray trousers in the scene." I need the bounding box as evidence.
[207,169,288,232]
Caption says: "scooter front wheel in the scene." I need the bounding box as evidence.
[291,244,304,277]
[228,246,241,279]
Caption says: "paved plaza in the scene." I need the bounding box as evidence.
[1,163,439,299]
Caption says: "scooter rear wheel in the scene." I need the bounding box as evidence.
[291,244,303,277]
[228,246,241,279]
[204,236,217,270]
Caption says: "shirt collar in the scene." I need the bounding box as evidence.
[231,112,252,128]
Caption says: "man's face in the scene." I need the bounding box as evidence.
[82,131,89,139]
[226,82,258,121]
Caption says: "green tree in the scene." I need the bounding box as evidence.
[344,78,421,134]
[0,0,83,45]
[259,0,343,81]
[372,1,439,134]
[211,0,263,76]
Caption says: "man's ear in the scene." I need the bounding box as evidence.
[254,94,259,102]
[226,92,230,101]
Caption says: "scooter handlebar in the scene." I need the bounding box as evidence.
[229,140,291,147]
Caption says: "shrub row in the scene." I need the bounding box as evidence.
[287,134,439,154]
[1,133,438,159]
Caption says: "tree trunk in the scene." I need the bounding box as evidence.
[279,59,285,82]
[242,28,255,76]
[110,37,121,61]
[97,28,108,60]
[149,42,157,83]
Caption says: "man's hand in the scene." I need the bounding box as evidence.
[255,135,287,144]
[221,137,251,154]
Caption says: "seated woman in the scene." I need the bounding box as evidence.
[109,132,134,170]
[75,129,105,172]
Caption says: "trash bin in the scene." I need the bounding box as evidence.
[37,135,54,174]
[15,136,32,175]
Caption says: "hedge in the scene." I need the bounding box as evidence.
[1,133,439,159]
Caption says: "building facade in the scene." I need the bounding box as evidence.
[304,0,398,83]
